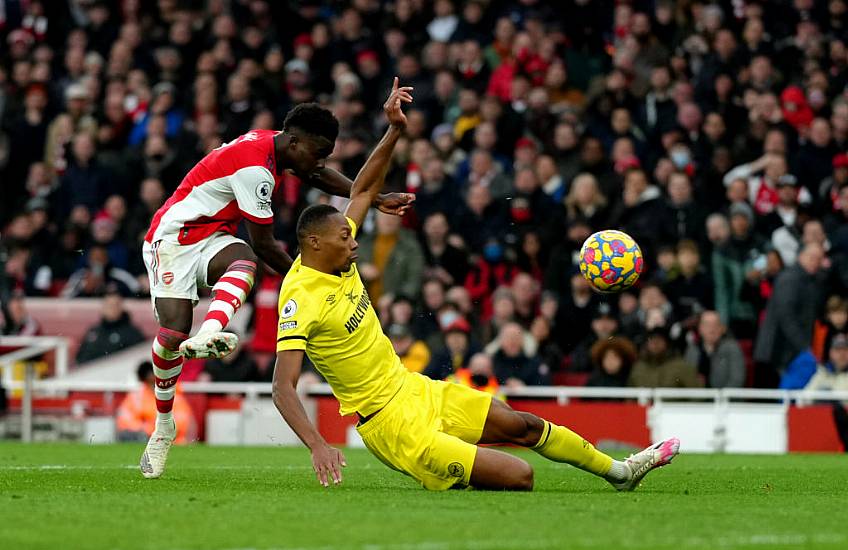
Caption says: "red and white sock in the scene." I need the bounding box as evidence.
[152,327,188,417]
[198,260,257,334]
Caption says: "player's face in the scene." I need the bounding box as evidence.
[321,213,359,272]
[289,135,334,179]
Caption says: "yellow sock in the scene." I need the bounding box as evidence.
[531,420,613,476]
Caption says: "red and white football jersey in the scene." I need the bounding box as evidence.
[145,130,283,245]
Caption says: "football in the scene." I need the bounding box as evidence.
[579,230,644,293]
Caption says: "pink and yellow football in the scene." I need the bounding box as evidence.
[579,230,644,293]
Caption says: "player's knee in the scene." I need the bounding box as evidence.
[507,461,534,491]
[235,248,258,266]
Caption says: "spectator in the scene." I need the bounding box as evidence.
[587,337,638,388]
[464,149,512,198]
[75,289,145,363]
[629,327,702,388]
[116,361,196,444]
[570,302,620,374]
[0,291,41,337]
[762,175,805,246]
[813,296,848,362]
[202,343,259,382]
[61,245,139,298]
[420,212,468,288]
[511,272,539,328]
[664,240,713,326]
[454,183,509,253]
[414,157,461,223]
[124,178,166,270]
[483,286,515,344]
[819,153,848,212]
[754,244,827,386]
[666,172,705,244]
[412,279,446,349]
[638,65,677,140]
[57,132,112,219]
[357,211,425,302]
[722,153,810,217]
[424,316,474,381]
[448,352,500,396]
[712,202,765,338]
[802,332,848,452]
[463,235,520,312]
[614,168,670,261]
[620,282,675,343]
[684,311,747,388]
[491,322,549,387]
[802,333,848,396]
[552,271,599,355]
[388,323,431,374]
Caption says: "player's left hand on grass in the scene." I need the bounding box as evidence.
[384,76,413,128]
[311,443,347,487]
[376,192,416,216]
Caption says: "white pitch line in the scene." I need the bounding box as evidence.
[187,533,848,550]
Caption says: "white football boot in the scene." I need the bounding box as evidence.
[140,417,177,479]
[609,437,680,492]
[179,331,238,359]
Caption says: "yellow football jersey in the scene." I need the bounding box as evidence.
[276,217,406,417]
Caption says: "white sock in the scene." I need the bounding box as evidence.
[605,460,630,483]
[157,411,174,424]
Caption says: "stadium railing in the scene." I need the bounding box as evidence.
[6,375,848,450]
[0,335,70,442]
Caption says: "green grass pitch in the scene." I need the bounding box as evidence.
[2,443,847,550]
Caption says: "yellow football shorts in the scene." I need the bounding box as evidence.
[355,371,493,491]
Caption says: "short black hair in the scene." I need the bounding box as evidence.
[136,361,153,382]
[296,204,341,243]
[283,103,339,143]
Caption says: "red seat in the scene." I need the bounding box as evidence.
[552,372,591,386]
[737,339,755,387]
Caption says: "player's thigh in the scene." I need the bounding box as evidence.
[469,446,534,491]
[204,235,256,286]
[143,240,200,330]
[153,297,193,335]
[436,379,494,444]
[478,398,545,447]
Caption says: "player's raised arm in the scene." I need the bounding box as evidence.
[308,167,414,216]
[344,77,415,228]
[272,349,346,487]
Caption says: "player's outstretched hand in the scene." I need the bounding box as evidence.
[311,443,347,487]
[377,192,416,216]
[384,76,413,128]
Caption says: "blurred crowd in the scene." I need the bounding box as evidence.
[2,0,848,394]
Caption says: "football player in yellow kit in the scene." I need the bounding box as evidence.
[271,78,679,491]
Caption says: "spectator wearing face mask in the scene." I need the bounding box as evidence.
[448,352,501,397]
